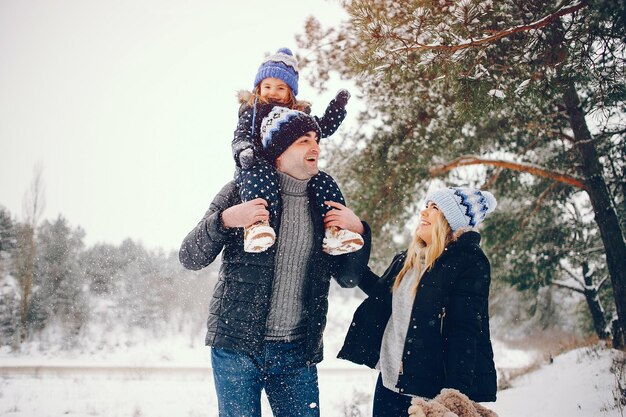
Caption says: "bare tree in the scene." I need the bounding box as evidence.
[15,163,45,339]
[22,162,45,227]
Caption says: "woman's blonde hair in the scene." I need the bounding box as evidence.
[393,210,454,293]
[246,85,307,111]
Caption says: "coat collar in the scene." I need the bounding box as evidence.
[447,230,481,250]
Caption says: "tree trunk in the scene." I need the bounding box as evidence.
[584,290,609,340]
[581,261,609,340]
[17,164,45,341]
[612,319,624,349]
[20,232,34,325]
[16,224,35,341]
[562,80,626,348]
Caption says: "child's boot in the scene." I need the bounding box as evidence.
[244,220,276,253]
[322,226,364,255]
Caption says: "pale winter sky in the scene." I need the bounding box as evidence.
[0,0,352,251]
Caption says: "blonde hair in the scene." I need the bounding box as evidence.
[393,211,454,293]
[247,85,307,111]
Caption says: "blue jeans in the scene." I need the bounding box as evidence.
[211,341,320,417]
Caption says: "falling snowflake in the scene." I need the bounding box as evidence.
[515,79,531,94]
[488,89,506,99]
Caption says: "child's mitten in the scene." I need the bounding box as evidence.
[239,148,255,169]
[334,89,351,107]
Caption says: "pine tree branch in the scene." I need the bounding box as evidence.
[481,167,503,189]
[560,262,586,287]
[390,1,588,53]
[552,280,584,294]
[558,129,576,143]
[600,126,626,137]
[581,245,606,255]
[598,275,610,289]
[509,183,558,244]
[429,155,587,190]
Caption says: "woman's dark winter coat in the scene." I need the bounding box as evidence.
[338,231,497,402]
[179,181,371,366]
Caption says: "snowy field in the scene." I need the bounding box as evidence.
[0,293,624,417]
[0,364,378,417]
[0,344,623,417]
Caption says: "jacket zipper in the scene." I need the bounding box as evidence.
[304,203,322,369]
[439,307,446,334]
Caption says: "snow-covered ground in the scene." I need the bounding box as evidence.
[0,291,623,416]
[491,345,623,417]
[0,342,622,417]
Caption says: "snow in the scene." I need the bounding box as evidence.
[515,79,531,94]
[491,345,623,417]
[488,89,506,99]
[0,342,622,416]
[0,290,623,416]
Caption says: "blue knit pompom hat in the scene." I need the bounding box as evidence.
[260,106,321,163]
[425,187,497,231]
[253,47,299,96]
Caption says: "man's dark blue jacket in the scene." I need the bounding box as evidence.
[179,181,371,366]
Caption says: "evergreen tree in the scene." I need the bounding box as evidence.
[297,0,625,343]
[0,206,16,276]
[81,243,127,295]
[0,206,19,343]
[30,215,87,343]
[113,239,174,332]
[483,184,612,339]
[1,208,218,350]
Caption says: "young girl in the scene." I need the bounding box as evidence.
[232,47,364,254]
[338,187,498,417]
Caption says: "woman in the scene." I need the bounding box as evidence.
[338,187,498,416]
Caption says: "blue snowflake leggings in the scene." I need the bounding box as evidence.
[236,163,345,229]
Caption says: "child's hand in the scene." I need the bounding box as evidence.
[334,89,351,107]
[239,148,255,169]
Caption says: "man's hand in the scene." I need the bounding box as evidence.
[221,198,269,228]
[323,201,365,235]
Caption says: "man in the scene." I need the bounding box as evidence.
[179,106,371,417]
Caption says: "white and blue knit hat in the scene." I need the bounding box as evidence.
[425,187,497,231]
[260,106,321,163]
[253,47,299,96]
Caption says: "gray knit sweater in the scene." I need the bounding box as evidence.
[265,172,315,341]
